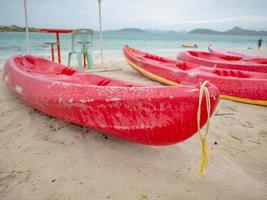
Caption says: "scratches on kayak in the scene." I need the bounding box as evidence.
[15,85,23,94]
[105,97,121,102]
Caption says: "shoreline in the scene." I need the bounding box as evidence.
[1,48,267,69]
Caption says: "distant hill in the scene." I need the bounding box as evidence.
[0,25,38,32]
[225,26,267,35]
[189,28,220,35]
[189,26,267,36]
[118,28,146,32]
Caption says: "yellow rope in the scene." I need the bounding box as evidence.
[197,80,211,175]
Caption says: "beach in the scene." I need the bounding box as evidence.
[0,49,267,200]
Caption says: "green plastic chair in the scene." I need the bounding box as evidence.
[68,29,94,69]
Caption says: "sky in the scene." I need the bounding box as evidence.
[0,0,267,31]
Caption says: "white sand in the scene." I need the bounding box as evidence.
[0,50,267,200]
[242,49,267,57]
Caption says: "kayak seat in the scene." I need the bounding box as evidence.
[96,78,137,87]
[14,55,140,87]
[61,67,76,76]
[212,69,249,78]
[24,55,36,65]
[189,51,242,61]
[97,79,112,86]
[176,62,189,70]
[15,55,76,75]
[197,67,250,78]
[15,56,34,71]
[144,54,168,62]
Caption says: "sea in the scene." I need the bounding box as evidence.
[0,31,266,65]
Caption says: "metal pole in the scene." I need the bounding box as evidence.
[23,0,30,54]
[97,0,104,65]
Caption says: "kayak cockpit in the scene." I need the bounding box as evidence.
[15,55,78,75]
[188,51,243,62]
[14,55,141,87]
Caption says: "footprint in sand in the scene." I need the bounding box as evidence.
[221,104,239,112]
[0,170,31,193]
[241,121,255,128]
[259,129,267,138]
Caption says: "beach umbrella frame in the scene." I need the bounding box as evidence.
[97,0,104,65]
[23,0,30,53]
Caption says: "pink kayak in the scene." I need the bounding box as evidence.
[178,50,267,73]
[208,44,266,59]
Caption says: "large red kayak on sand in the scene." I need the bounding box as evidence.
[3,55,219,145]
[123,45,267,106]
[177,50,267,73]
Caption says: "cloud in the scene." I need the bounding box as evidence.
[174,15,267,24]
[0,0,267,31]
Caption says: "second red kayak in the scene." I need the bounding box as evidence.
[124,45,267,106]
[177,50,267,73]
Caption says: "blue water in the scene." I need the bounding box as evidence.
[0,31,266,63]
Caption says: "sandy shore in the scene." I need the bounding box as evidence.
[0,49,267,200]
[241,49,267,57]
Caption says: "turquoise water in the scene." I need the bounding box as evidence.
[0,31,266,63]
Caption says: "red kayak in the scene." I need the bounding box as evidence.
[178,50,267,73]
[124,45,267,106]
[208,44,265,58]
[3,55,219,145]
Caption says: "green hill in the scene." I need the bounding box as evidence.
[118,28,146,32]
[189,26,267,36]
[0,25,38,32]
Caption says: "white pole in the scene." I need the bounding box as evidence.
[23,0,30,54]
[97,0,104,65]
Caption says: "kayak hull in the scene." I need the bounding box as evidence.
[208,44,250,57]
[124,46,267,106]
[208,44,267,59]
[177,50,267,73]
[3,55,220,145]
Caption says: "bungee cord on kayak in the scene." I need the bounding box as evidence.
[197,80,212,175]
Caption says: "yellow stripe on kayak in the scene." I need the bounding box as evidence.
[220,95,267,106]
[126,57,267,106]
[126,59,181,86]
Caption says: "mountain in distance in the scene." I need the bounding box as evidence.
[112,28,184,34]
[3,25,265,36]
[189,28,219,35]
[189,26,267,36]
[117,28,146,32]
[0,25,38,32]
[0,25,147,33]
[226,26,267,35]
[0,25,179,34]
[115,28,188,34]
